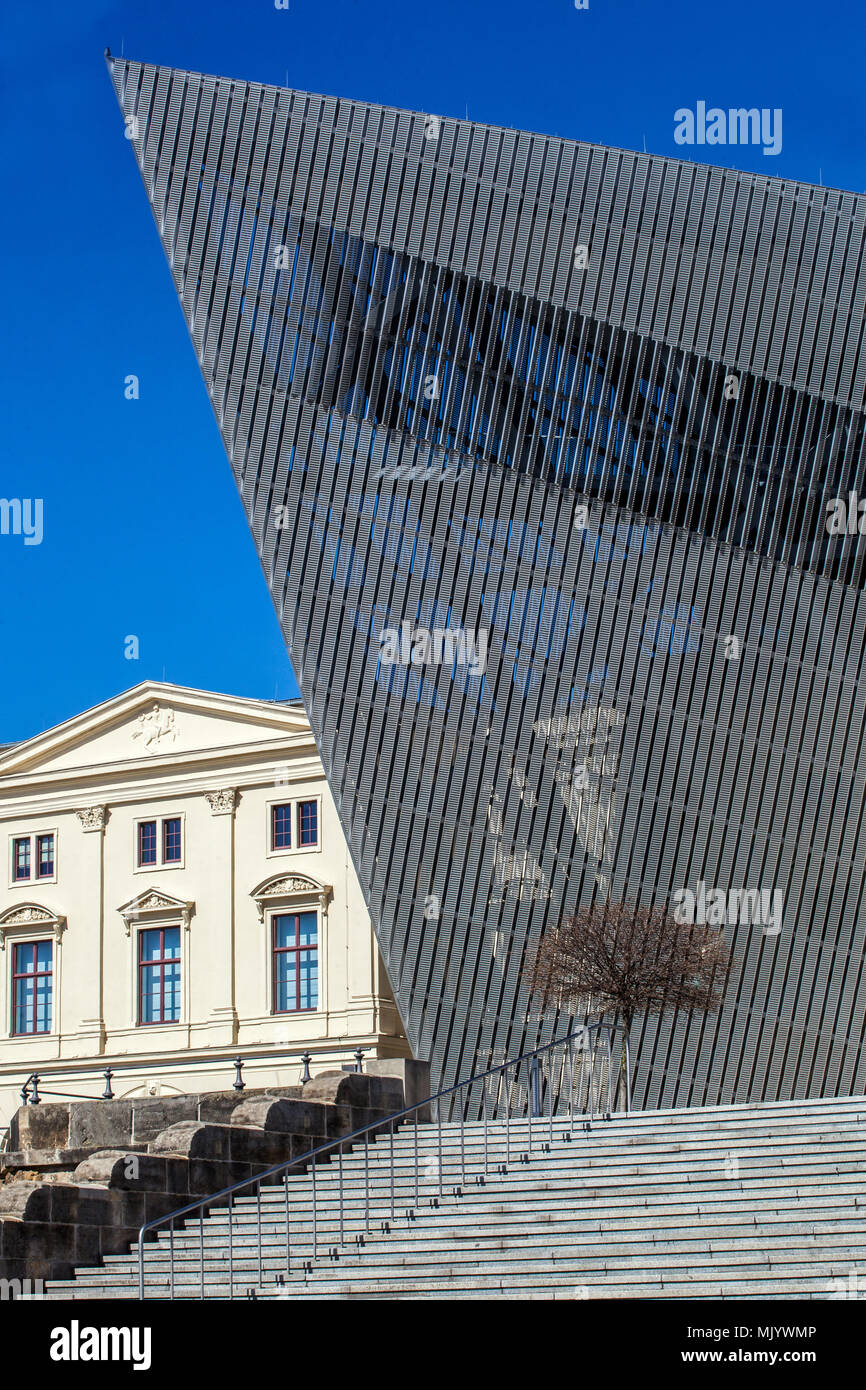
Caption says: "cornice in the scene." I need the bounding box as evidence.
[0,731,317,788]
[0,752,325,819]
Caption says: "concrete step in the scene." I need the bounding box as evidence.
[42,1257,866,1300]
[77,1238,866,1285]
[245,1137,866,1171]
[129,1212,866,1252]
[36,1275,851,1301]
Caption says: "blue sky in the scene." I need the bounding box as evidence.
[1,0,863,743]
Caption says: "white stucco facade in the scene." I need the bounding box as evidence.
[0,682,409,1130]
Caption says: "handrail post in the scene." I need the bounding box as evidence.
[413,1110,419,1207]
[284,1172,291,1276]
[102,1068,114,1100]
[312,1158,317,1257]
[527,1057,533,1153]
[233,1057,245,1092]
[504,1067,511,1166]
[169,1218,174,1300]
[530,1053,541,1118]
[437,1096,444,1198]
[228,1193,234,1299]
[364,1130,370,1233]
[389,1120,395,1221]
[199,1207,204,1300]
[338,1142,344,1245]
[30,1074,40,1105]
[256,1181,263,1285]
[482,1086,488,1174]
[548,1048,554,1146]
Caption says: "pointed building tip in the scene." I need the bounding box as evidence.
[104,46,113,63]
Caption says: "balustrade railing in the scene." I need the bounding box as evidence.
[18,1044,369,1107]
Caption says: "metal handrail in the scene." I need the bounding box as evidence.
[18,1043,370,1106]
[136,1020,630,1299]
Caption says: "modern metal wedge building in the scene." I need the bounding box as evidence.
[108,55,866,1109]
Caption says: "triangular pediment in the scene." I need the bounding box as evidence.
[118,888,190,915]
[0,682,312,780]
[117,887,195,935]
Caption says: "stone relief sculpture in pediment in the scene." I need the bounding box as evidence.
[131,705,178,751]
[0,902,67,948]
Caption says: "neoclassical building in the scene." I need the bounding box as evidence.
[0,682,409,1129]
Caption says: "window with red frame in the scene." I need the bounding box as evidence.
[36,834,54,878]
[12,837,31,881]
[297,800,318,847]
[271,803,292,850]
[272,913,318,1012]
[163,818,182,863]
[137,817,182,867]
[138,821,158,867]
[12,940,53,1035]
[138,926,181,1024]
[12,833,56,882]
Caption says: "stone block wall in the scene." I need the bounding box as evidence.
[0,1065,428,1291]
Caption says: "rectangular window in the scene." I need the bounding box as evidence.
[271,804,292,851]
[163,818,182,864]
[138,926,181,1025]
[272,912,318,1013]
[12,940,53,1035]
[297,800,318,848]
[13,838,31,882]
[138,821,158,867]
[10,831,57,885]
[36,834,54,879]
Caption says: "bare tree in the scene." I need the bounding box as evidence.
[529,898,734,1104]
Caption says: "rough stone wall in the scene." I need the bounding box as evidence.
[0,1067,427,1291]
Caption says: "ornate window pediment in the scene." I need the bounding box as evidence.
[0,902,66,949]
[117,888,194,936]
[250,872,332,922]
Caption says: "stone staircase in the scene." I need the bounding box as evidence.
[40,1095,866,1300]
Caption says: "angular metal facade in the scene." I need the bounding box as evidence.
[109,55,866,1107]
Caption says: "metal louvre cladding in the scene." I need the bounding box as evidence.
[109,54,866,1109]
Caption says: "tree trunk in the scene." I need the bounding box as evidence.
[619,1013,633,1112]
